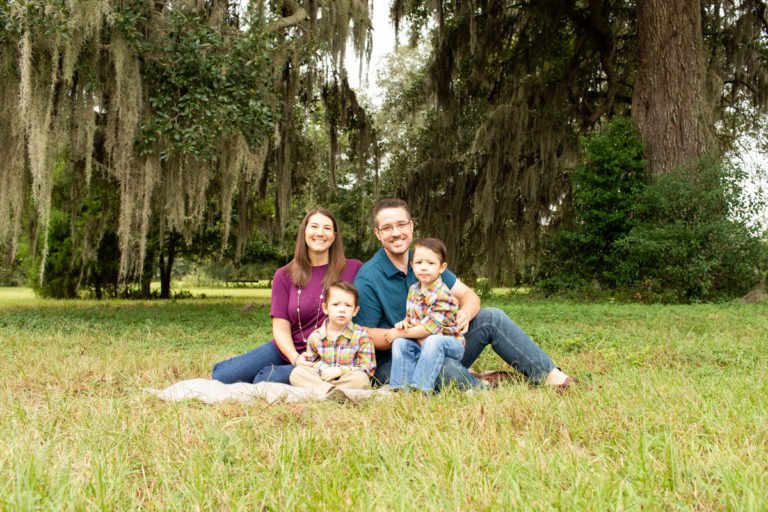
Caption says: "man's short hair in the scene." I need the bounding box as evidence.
[372,198,411,228]
[324,280,359,306]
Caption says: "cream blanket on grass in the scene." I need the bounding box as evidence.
[147,378,390,405]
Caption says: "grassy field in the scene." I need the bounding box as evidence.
[0,288,766,510]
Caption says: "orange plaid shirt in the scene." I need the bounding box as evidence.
[405,277,465,344]
[304,320,376,376]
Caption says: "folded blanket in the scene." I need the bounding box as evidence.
[147,378,389,405]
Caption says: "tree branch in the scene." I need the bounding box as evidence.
[269,1,309,32]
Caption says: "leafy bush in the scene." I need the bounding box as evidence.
[540,117,646,291]
[539,116,766,302]
[29,209,80,298]
[614,158,766,302]
[475,278,493,300]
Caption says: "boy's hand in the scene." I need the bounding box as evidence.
[294,353,314,368]
[385,327,407,342]
[320,366,342,381]
[394,319,410,330]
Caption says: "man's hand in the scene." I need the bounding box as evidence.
[294,353,314,368]
[320,366,342,381]
[385,327,407,342]
[456,309,471,334]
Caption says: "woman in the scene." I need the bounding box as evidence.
[211,207,363,384]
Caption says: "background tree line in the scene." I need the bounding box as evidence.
[1,0,767,301]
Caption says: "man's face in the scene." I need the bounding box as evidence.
[374,207,413,257]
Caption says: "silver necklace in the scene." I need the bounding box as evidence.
[296,288,324,342]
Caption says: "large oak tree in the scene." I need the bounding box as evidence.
[382,0,768,283]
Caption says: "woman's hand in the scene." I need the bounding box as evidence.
[320,366,342,381]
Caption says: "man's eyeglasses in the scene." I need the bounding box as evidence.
[377,220,411,235]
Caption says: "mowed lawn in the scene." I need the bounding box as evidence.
[0,288,766,510]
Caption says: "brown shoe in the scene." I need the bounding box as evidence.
[469,369,521,388]
[555,376,579,394]
[325,387,349,403]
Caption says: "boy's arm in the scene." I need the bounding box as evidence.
[351,331,377,377]
[399,324,430,340]
[412,291,460,337]
[304,331,328,374]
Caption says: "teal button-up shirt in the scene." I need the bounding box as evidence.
[353,247,457,332]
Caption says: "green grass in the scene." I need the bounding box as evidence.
[1,290,766,509]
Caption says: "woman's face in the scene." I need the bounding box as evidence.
[304,213,336,255]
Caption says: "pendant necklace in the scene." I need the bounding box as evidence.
[296,287,324,342]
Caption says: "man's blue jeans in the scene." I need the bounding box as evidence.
[211,342,294,384]
[390,335,465,393]
[372,307,557,391]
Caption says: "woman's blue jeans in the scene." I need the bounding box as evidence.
[390,335,465,393]
[211,342,294,384]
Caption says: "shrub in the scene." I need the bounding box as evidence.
[539,115,766,302]
[539,117,646,291]
[614,157,766,302]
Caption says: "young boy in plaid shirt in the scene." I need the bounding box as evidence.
[384,238,465,392]
[290,280,376,401]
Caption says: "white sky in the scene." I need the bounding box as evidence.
[345,5,397,103]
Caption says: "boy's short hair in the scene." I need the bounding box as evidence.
[414,237,447,264]
[372,198,410,228]
[324,280,359,306]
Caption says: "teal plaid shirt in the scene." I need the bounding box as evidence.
[405,278,465,344]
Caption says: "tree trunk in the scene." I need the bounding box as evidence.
[140,245,155,298]
[158,232,177,299]
[632,0,717,175]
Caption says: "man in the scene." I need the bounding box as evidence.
[353,198,575,391]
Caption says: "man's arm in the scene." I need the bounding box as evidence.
[450,278,481,333]
[353,273,394,350]
[363,326,392,350]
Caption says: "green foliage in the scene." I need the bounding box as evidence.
[116,6,277,161]
[614,158,766,302]
[541,117,646,290]
[541,120,766,303]
[475,278,493,300]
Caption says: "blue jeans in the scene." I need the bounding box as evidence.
[211,342,294,384]
[374,307,557,391]
[436,307,557,390]
[390,335,465,392]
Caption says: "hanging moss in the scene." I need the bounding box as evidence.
[1,0,377,290]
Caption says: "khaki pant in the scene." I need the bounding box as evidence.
[290,366,370,396]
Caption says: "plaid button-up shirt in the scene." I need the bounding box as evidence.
[304,320,376,376]
[405,277,465,344]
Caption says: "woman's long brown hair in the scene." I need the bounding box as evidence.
[285,207,347,289]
